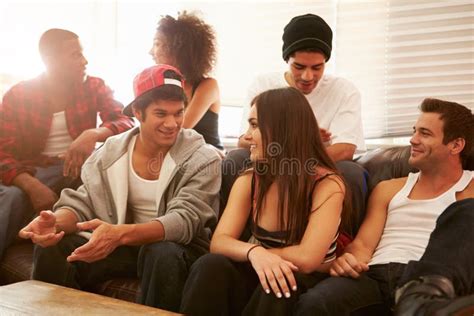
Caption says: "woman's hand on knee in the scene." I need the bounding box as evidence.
[248,246,298,298]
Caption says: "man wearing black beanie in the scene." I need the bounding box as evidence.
[238,13,365,161]
[221,13,367,234]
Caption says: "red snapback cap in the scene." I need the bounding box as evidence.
[123,64,184,117]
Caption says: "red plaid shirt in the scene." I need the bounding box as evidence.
[0,75,134,185]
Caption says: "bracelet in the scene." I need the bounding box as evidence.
[246,244,262,261]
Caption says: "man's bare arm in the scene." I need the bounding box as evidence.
[12,173,58,213]
[330,178,405,277]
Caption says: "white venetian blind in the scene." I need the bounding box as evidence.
[336,0,474,138]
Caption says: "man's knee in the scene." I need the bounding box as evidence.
[295,280,341,316]
[189,253,233,278]
[138,241,192,275]
[0,184,30,213]
[34,235,84,264]
[32,235,85,283]
[140,241,183,262]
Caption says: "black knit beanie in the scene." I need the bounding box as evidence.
[282,14,333,62]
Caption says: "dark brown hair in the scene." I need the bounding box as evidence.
[287,47,326,62]
[251,87,353,244]
[156,11,216,86]
[420,98,474,165]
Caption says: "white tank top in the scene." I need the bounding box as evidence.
[370,170,472,265]
[42,111,74,157]
[127,135,176,224]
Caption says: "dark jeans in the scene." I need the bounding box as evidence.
[0,163,80,259]
[335,160,369,235]
[180,253,328,316]
[220,149,251,216]
[295,198,474,315]
[295,263,405,315]
[33,235,205,311]
[398,198,474,296]
[220,149,369,234]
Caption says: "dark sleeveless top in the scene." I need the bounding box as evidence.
[249,171,339,263]
[191,82,223,150]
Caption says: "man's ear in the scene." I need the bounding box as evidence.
[449,137,465,155]
[133,106,142,122]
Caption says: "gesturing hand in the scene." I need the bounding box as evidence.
[329,253,369,278]
[62,129,98,178]
[67,219,123,263]
[248,246,299,298]
[18,210,64,247]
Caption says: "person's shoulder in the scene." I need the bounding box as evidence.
[85,75,105,84]
[83,76,108,90]
[177,129,220,162]
[252,72,286,88]
[195,143,221,160]
[372,177,407,200]
[323,74,358,92]
[247,72,287,101]
[199,77,218,88]
[313,169,346,196]
[194,77,220,97]
[88,128,136,164]
[234,169,253,187]
[459,175,474,199]
[3,76,42,97]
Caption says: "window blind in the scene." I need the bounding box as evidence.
[336,0,474,138]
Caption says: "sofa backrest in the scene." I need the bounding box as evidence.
[357,145,474,192]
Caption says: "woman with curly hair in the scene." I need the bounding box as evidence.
[150,11,223,152]
[180,87,352,315]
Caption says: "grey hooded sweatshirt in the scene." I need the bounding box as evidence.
[54,127,221,250]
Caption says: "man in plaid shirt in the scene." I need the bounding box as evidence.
[0,28,134,259]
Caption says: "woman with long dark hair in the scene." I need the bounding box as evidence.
[150,11,223,152]
[180,87,351,315]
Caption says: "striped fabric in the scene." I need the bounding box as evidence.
[249,171,340,264]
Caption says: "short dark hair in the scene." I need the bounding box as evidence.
[39,28,78,58]
[420,98,474,165]
[132,71,187,120]
[286,47,326,62]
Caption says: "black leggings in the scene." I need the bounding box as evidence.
[180,253,328,316]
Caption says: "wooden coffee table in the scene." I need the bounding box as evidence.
[0,280,181,315]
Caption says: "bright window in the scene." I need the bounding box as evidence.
[1,0,473,141]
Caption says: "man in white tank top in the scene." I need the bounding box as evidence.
[295,98,474,315]
[18,65,221,311]
[0,29,134,260]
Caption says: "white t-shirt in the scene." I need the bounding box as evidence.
[127,135,176,224]
[240,72,366,152]
[42,111,74,157]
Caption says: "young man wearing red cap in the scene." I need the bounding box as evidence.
[0,29,134,260]
[19,64,221,311]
